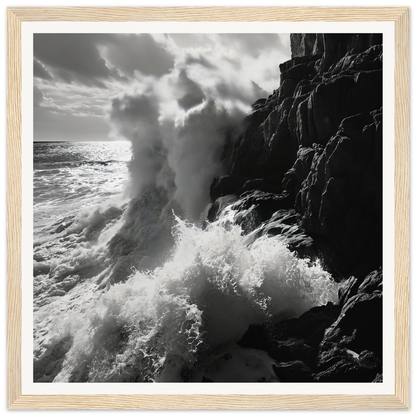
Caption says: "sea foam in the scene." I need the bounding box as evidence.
[44,211,338,383]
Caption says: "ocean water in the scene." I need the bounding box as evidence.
[33,141,339,383]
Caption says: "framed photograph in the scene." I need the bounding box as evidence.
[7,7,409,410]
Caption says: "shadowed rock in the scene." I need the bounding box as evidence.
[209,33,383,383]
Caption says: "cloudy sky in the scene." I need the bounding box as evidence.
[33,33,290,142]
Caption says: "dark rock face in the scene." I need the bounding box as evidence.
[320,34,382,72]
[296,109,382,277]
[209,175,244,202]
[238,269,382,382]
[231,190,292,232]
[273,360,314,382]
[208,33,383,382]
[290,34,324,58]
[223,97,298,186]
[314,268,382,382]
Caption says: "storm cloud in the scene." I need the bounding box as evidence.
[34,32,291,210]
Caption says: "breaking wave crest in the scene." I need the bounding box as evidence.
[34,205,338,383]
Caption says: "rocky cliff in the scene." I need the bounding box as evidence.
[208,33,383,382]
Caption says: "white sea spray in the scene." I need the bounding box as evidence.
[39,210,338,383]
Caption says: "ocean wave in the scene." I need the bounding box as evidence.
[34,207,338,383]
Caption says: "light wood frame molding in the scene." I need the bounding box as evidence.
[7,7,409,410]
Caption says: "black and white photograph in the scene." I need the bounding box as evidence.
[33,32,383,384]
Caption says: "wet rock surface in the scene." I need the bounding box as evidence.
[238,269,382,382]
[209,34,383,382]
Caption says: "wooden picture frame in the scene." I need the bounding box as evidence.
[7,7,409,409]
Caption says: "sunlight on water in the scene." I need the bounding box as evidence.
[33,142,131,232]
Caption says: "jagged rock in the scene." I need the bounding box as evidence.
[209,175,245,202]
[289,34,382,73]
[238,327,318,370]
[279,52,323,74]
[338,276,359,306]
[241,178,281,194]
[238,301,341,380]
[283,146,322,197]
[224,106,272,178]
[281,63,316,86]
[372,373,383,383]
[353,69,383,112]
[350,45,382,72]
[318,270,383,376]
[209,34,383,382]
[293,80,318,98]
[270,339,317,368]
[268,120,298,179]
[232,190,292,232]
[280,303,341,347]
[315,341,381,383]
[290,34,324,58]
[225,96,298,185]
[311,76,355,145]
[287,93,311,145]
[207,194,239,222]
[240,303,340,347]
[256,209,315,255]
[295,110,382,277]
[358,268,382,294]
[338,291,382,355]
[331,45,382,75]
[314,356,378,382]
[273,361,314,382]
[307,70,382,147]
[252,98,267,110]
[296,97,312,146]
[313,35,324,55]
[295,146,326,229]
[325,291,383,356]
[359,350,381,369]
[321,34,382,72]
[277,79,296,105]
